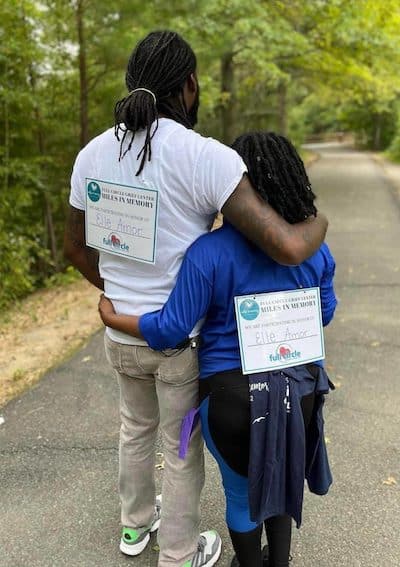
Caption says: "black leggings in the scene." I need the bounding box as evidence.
[229,515,292,567]
[200,369,316,567]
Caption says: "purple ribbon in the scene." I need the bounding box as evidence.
[179,407,200,459]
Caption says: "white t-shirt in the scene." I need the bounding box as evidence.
[70,118,247,345]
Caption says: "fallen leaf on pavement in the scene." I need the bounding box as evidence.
[382,476,397,486]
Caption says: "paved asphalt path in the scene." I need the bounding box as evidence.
[1,144,399,566]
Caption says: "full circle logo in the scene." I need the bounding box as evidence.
[239,299,260,321]
[103,232,129,252]
[269,343,301,363]
[87,181,101,202]
[277,344,292,357]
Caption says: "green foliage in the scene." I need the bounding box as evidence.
[338,102,397,150]
[0,217,50,309]
[1,0,400,309]
[44,266,81,288]
[387,134,400,162]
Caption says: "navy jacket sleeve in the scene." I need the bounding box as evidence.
[320,244,337,326]
[139,255,213,350]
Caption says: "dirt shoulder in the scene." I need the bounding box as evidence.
[0,279,102,408]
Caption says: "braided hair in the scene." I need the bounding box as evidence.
[114,30,197,175]
[231,132,317,223]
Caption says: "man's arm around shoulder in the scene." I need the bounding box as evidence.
[221,175,328,265]
[63,206,104,290]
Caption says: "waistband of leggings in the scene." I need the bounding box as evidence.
[199,368,247,402]
[199,364,320,403]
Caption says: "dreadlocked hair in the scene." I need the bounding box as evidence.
[231,132,317,224]
[114,30,197,175]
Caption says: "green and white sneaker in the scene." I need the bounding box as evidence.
[120,495,162,556]
[182,530,222,567]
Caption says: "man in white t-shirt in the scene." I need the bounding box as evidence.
[65,31,328,567]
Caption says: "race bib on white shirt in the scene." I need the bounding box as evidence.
[70,121,247,345]
[234,287,325,374]
[85,178,159,264]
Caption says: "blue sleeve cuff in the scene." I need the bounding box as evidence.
[322,297,338,326]
[139,312,174,350]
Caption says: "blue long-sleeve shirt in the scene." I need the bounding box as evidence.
[140,222,337,378]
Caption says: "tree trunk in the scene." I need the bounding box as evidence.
[44,195,59,269]
[37,121,58,269]
[29,66,60,270]
[3,63,9,193]
[77,0,89,148]
[277,81,287,136]
[221,52,235,144]
[373,113,382,150]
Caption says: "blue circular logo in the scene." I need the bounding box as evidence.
[239,299,260,321]
[87,181,101,202]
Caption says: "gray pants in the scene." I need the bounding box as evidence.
[104,333,205,566]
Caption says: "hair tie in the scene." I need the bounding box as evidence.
[128,88,157,104]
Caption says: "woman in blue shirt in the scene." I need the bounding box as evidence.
[99,132,337,567]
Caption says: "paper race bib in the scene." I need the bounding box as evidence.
[85,178,159,264]
[234,288,325,374]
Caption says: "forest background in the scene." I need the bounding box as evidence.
[1,0,400,309]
